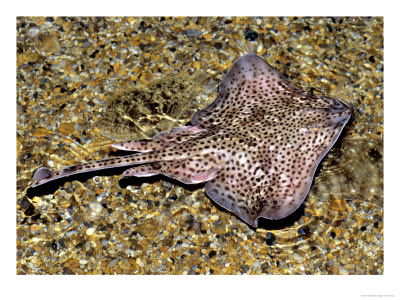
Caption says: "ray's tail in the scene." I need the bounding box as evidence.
[32,151,159,187]
[31,125,208,188]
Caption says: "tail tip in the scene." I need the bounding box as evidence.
[33,167,54,182]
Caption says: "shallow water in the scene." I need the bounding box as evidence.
[17,16,383,275]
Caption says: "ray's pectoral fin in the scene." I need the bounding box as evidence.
[112,125,207,152]
[205,167,312,227]
[123,156,222,185]
[205,176,258,227]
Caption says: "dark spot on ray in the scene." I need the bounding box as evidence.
[152,162,162,170]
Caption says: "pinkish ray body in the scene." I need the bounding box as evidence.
[32,54,352,227]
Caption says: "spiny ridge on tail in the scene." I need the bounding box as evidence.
[112,125,207,152]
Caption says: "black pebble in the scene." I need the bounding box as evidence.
[208,250,217,258]
[63,267,74,275]
[360,226,367,232]
[369,56,375,63]
[368,148,382,159]
[214,42,222,50]
[20,198,30,209]
[266,232,276,246]
[241,265,250,273]
[244,29,258,41]
[89,49,99,58]
[22,200,36,216]
[52,241,58,250]
[297,225,310,236]
[146,200,153,210]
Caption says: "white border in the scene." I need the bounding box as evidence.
[4,1,398,299]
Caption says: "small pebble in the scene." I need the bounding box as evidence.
[89,201,103,214]
[59,123,75,136]
[86,228,95,236]
[244,29,258,41]
[27,27,40,39]
[88,201,103,220]
[293,253,303,261]
[108,259,119,268]
[344,263,355,271]
[210,215,219,221]
[339,268,349,275]
[39,34,61,54]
